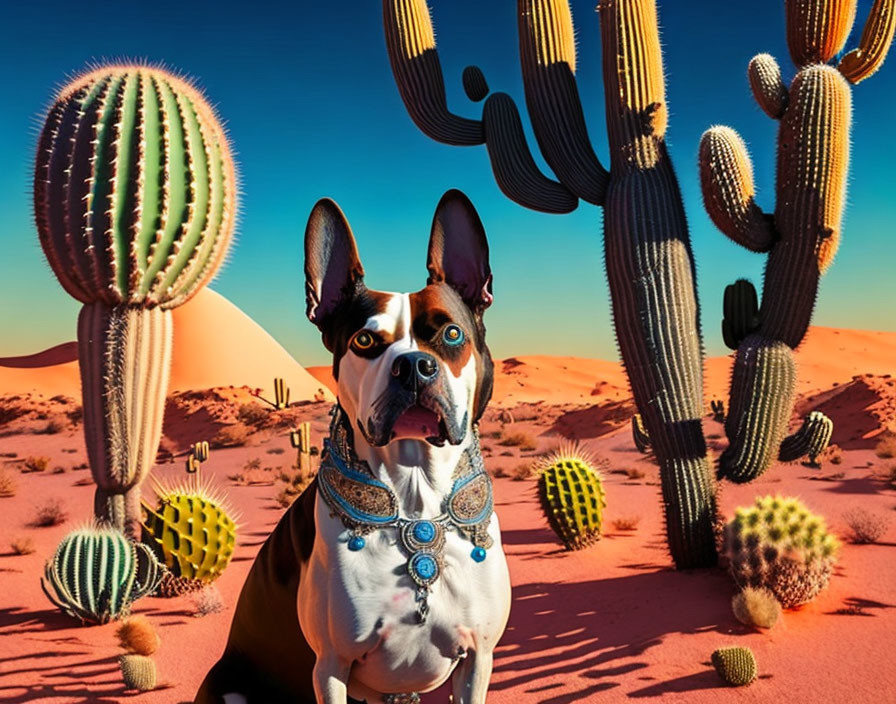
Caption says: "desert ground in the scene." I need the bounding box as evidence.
[1,290,894,703]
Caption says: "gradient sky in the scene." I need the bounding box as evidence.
[1,1,894,367]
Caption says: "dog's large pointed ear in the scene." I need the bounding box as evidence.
[426,189,493,313]
[304,198,365,329]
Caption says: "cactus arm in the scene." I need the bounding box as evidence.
[517,0,609,205]
[699,127,776,253]
[838,0,896,83]
[462,66,489,102]
[778,411,833,463]
[482,93,578,213]
[785,0,857,65]
[721,279,760,351]
[383,0,484,145]
[748,54,789,119]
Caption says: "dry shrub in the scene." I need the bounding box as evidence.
[483,429,503,440]
[275,465,317,507]
[499,431,537,451]
[492,466,509,479]
[0,469,17,497]
[33,498,67,527]
[511,462,535,481]
[10,536,35,555]
[192,585,225,616]
[23,456,50,473]
[824,445,843,465]
[244,458,262,471]
[843,507,889,544]
[625,467,646,481]
[875,433,896,459]
[237,402,269,428]
[611,515,641,531]
[116,615,160,655]
[73,476,93,487]
[228,468,274,486]
[732,587,781,629]
[211,423,252,448]
[36,418,65,435]
[52,466,67,474]
[267,447,285,455]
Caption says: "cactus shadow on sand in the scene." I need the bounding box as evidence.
[491,542,737,698]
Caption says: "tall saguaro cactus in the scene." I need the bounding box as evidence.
[383,0,717,568]
[699,0,895,483]
[34,65,237,537]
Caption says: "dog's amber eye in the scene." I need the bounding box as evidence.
[351,331,375,351]
[442,324,464,346]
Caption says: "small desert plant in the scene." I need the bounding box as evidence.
[244,457,262,470]
[492,466,509,479]
[22,455,50,473]
[73,476,93,486]
[33,499,68,527]
[116,615,160,655]
[842,507,888,544]
[625,467,646,481]
[52,465,67,474]
[511,462,535,481]
[36,418,65,435]
[875,433,896,459]
[0,469,17,497]
[711,646,757,687]
[267,447,285,455]
[119,654,156,691]
[724,495,839,608]
[237,402,269,427]
[211,422,252,448]
[537,444,606,550]
[610,516,641,531]
[10,536,35,555]
[275,485,296,509]
[731,586,781,629]
[499,430,536,449]
[191,584,225,617]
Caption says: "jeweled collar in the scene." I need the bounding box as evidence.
[317,405,494,623]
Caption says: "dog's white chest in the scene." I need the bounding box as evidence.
[298,502,510,696]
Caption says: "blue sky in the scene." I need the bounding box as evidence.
[1,1,894,366]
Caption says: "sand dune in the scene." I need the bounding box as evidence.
[0,289,333,403]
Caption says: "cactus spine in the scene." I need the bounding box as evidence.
[711,647,757,687]
[700,2,894,483]
[537,445,606,550]
[724,495,840,608]
[41,526,163,624]
[383,0,717,568]
[34,65,236,536]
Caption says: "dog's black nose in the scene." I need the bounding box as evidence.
[392,351,439,387]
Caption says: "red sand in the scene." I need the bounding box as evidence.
[1,323,895,703]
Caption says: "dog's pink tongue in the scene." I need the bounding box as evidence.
[391,406,440,440]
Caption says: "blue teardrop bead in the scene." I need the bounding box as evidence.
[471,546,487,563]
[348,535,366,551]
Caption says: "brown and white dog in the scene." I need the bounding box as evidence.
[195,190,511,704]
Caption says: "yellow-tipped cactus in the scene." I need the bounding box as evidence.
[537,445,606,550]
[33,65,237,537]
[700,1,894,483]
[186,441,210,474]
[119,654,157,691]
[383,0,717,569]
[141,476,237,585]
[724,495,840,608]
[711,646,757,687]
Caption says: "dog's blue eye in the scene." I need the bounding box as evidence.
[443,324,464,346]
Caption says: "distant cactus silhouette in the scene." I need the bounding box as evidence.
[710,400,726,423]
[255,377,290,410]
[383,0,717,569]
[41,525,163,623]
[700,1,895,483]
[290,422,313,475]
[186,441,210,474]
[33,65,236,537]
[537,445,606,550]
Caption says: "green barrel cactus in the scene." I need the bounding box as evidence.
[142,477,237,586]
[537,447,606,550]
[33,65,237,537]
[711,646,757,687]
[699,1,895,483]
[41,525,163,624]
[724,495,840,608]
[119,654,157,691]
[383,0,717,569]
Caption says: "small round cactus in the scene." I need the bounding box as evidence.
[724,495,840,608]
[119,654,157,691]
[711,646,757,686]
[537,444,606,550]
[142,476,237,586]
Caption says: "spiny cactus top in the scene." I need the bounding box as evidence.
[537,444,606,550]
[34,65,237,309]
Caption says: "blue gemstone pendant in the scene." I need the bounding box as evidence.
[348,535,366,551]
[412,520,436,544]
[471,546,487,563]
[408,551,441,587]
